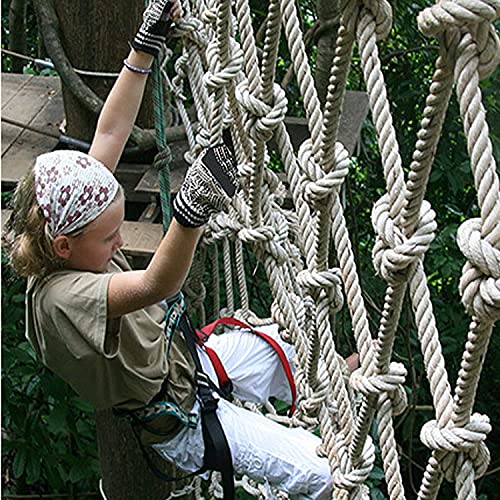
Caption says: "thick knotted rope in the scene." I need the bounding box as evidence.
[372,197,437,284]
[161,0,500,498]
[350,362,408,416]
[236,81,287,142]
[358,0,393,39]
[420,414,491,454]
[297,141,350,204]
[418,0,500,79]
[420,414,491,483]
[332,434,376,493]
[457,218,500,321]
[238,225,289,265]
[204,39,244,92]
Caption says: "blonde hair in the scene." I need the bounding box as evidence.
[3,167,123,278]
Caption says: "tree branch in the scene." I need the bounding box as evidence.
[8,0,28,73]
[31,0,155,150]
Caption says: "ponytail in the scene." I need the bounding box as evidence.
[3,169,64,277]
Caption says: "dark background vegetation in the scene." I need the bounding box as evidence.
[2,0,499,497]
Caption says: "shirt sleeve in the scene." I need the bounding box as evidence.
[42,271,120,359]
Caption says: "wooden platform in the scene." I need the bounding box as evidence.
[2,74,64,185]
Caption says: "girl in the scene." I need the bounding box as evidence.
[4,1,344,497]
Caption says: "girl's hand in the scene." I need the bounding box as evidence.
[170,0,183,22]
[172,133,239,228]
[132,0,176,57]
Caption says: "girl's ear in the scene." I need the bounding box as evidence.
[52,235,72,260]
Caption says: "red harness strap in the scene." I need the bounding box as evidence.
[197,317,297,416]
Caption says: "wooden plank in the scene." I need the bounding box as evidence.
[273,91,368,155]
[2,90,64,185]
[135,164,187,195]
[120,220,163,256]
[2,209,162,257]
[2,75,61,156]
[339,91,369,155]
[1,73,34,108]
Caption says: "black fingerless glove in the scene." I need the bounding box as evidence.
[132,0,174,57]
[173,139,239,228]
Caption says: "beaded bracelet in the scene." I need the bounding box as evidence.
[123,59,152,75]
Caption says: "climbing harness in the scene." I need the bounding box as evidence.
[115,293,235,498]
[179,313,235,500]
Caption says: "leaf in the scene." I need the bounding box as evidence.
[370,487,388,500]
[12,293,25,303]
[71,397,94,414]
[76,419,95,440]
[41,372,71,401]
[26,455,42,484]
[369,465,386,480]
[12,447,27,478]
[45,463,64,490]
[46,405,69,434]
[69,462,88,483]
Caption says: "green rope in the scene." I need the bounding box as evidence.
[152,58,172,233]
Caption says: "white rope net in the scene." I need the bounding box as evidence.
[159,0,500,497]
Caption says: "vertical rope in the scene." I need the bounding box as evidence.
[153,51,173,232]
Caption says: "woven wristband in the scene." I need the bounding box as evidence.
[123,59,152,75]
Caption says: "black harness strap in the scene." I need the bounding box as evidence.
[179,313,235,500]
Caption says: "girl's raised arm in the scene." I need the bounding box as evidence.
[88,50,154,172]
[89,0,178,172]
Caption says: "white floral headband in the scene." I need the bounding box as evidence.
[34,151,120,237]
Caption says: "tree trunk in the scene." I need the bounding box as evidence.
[9,0,28,73]
[96,410,195,500]
[315,0,340,107]
[53,0,155,142]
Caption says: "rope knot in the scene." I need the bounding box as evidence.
[360,0,394,39]
[204,40,244,91]
[417,0,500,79]
[235,81,288,142]
[176,17,209,47]
[153,148,173,171]
[372,196,437,284]
[332,434,376,491]
[457,218,500,321]
[298,141,349,208]
[204,213,241,244]
[420,414,491,480]
[420,413,491,452]
[238,225,288,264]
[350,362,408,414]
[297,269,344,310]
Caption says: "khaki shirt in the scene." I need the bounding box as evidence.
[25,250,196,420]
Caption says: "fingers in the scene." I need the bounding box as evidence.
[169,0,184,21]
[345,353,360,373]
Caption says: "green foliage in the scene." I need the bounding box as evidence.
[1,0,41,73]
[1,254,100,496]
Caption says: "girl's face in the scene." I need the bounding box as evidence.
[64,194,125,273]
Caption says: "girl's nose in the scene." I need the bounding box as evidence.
[115,232,124,250]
